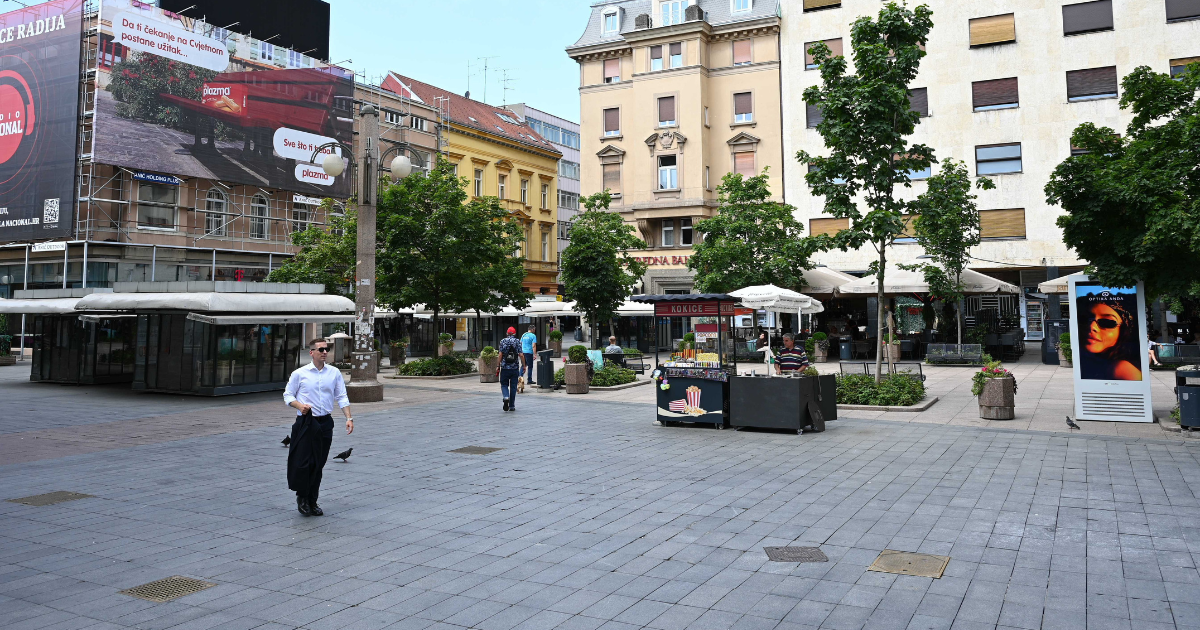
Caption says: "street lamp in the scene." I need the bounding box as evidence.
[309,104,426,403]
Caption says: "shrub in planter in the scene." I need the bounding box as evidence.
[478,346,500,383]
[388,338,409,365]
[437,332,454,356]
[0,333,12,366]
[548,329,564,357]
[1057,333,1072,367]
[836,373,925,407]
[805,333,830,362]
[395,355,474,377]
[565,345,591,394]
[973,362,1017,420]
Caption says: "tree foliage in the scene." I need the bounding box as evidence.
[267,205,356,298]
[797,1,933,380]
[376,158,530,322]
[1045,64,1200,303]
[688,170,815,293]
[560,191,648,340]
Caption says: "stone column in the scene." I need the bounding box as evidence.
[347,104,383,403]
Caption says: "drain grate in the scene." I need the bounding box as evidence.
[765,546,829,563]
[7,491,93,506]
[119,576,216,603]
[868,550,950,578]
[449,446,502,455]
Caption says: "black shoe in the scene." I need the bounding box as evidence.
[509,401,516,411]
[308,502,324,516]
[296,497,311,517]
[503,400,509,411]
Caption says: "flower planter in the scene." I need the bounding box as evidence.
[979,377,1016,420]
[564,363,590,394]
[886,344,901,362]
[812,347,828,363]
[0,354,15,367]
[438,344,453,357]
[550,340,562,358]
[389,345,407,365]
[1058,349,1072,368]
[478,357,499,383]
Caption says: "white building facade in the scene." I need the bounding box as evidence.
[507,104,582,264]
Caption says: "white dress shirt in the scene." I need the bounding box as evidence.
[283,362,350,417]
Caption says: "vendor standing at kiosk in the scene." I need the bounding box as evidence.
[775,334,809,374]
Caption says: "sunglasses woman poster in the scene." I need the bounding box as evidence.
[1074,285,1142,382]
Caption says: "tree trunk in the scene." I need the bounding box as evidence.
[956,298,964,348]
[875,244,886,384]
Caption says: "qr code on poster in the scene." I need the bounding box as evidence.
[43,198,60,224]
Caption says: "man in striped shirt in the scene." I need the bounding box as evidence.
[775,333,809,374]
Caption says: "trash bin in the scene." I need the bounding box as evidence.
[839,338,852,361]
[1043,319,1069,365]
[537,349,555,390]
[1176,365,1200,428]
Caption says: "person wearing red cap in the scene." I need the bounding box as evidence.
[497,326,524,410]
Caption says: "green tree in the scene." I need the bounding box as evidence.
[267,205,356,298]
[797,1,934,381]
[560,191,648,348]
[903,159,994,346]
[687,170,815,293]
[1045,64,1200,307]
[376,157,528,325]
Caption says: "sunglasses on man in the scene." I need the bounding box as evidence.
[312,347,330,353]
[1088,318,1119,330]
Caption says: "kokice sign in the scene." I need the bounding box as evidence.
[112,11,229,72]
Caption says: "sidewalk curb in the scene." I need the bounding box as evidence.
[838,397,939,413]
[1158,417,1197,437]
[384,372,479,381]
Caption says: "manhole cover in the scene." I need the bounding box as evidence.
[868,550,950,578]
[765,546,828,563]
[449,446,502,455]
[119,576,216,603]
[7,491,93,506]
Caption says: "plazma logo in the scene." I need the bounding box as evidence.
[0,67,34,165]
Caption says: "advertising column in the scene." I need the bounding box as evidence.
[0,0,85,242]
[1069,276,1153,422]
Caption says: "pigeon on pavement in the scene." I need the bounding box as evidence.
[333,447,353,462]
[1066,416,1081,430]
[281,436,291,446]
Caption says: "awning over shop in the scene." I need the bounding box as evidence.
[1037,273,1087,294]
[801,267,860,296]
[75,292,355,313]
[835,267,1020,297]
[615,300,654,317]
[186,313,356,326]
[523,300,581,317]
[0,298,84,314]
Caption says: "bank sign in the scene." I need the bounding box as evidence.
[654,301,736,317]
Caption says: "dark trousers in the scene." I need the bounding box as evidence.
[287,413,333,502]
[522,353,535,383]
[500,366,520,404]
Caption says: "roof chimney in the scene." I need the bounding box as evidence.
[635,13,652,30]
[685,4,705,21]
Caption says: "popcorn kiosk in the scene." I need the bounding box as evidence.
[632,294,739,429]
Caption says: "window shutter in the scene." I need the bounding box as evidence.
[804,0,840,10]
[972,78,1019,109]
[670,42,682,57]
[651,45,662,60]
[659,96,675,123]
[604,108,619,132]
[979,209,1026,239]
[1166,0,1200,21]
[733,39,752,64]
[604,59,619,80]
[1062,0,1113,35]
[806,103,823,128]
[805,38,842,67]
[734,92,752,115]
[810,218,848,236]
[734,152,755,176]
[908,88,928,117]
[969,14,1016,47]
[1066,66,1118,99]
[602,164,621,193]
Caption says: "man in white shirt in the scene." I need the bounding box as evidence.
[283,338,353,517]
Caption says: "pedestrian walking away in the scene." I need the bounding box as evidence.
[283,338,353,517]
[499,327,523,411]
[520,324,538,385]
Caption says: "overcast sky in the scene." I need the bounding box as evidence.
[329,0,593,123]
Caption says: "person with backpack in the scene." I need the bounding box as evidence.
[498,327,524,411]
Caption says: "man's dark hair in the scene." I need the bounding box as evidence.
[528,325,536,331]
[309,338,329,349]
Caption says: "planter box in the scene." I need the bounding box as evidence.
[0,354,15,367]
[438,344,453,357]
[979,377,1016,420]
[389,346,406,365]
[1058,348,1072,368]
[550,340,562,358]
[813,348,828,363]
[886,344,901,362]
[564,363,589,394]
[478,357,499,383]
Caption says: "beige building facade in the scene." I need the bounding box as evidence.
[569,0,784,293]
[782,0,1200,326]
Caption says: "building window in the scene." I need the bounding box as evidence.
[1171,57,1200,78]
[976,143,1022,175]
[980,208,1027,239]
[250,194,268,240]
[602,163,622,194]
[733,39,752,65]
[559,190,579,211]
[561,130,581,149]
[906,166,932,180]
[810,217,849,235]
[804,0,840,11]
[704,106,710,126]
[733,0,752,12]
[972,78,1019,111]
[1062,0,1114,35]
[498,174,507,199]
[651,45,664,71]
[541,232,549,261]
[662,218,675,246]
[734,152,755,177]
[908,88,929,117]
[1066,66,1118,101]
[410,117,429,132]
[680,217,693,246]
[658,96,676,127]
[658,155,678,190]
[705,165,711,189]
[669,42,683,68]
[474,169,484,197]
[292,203,312,233]
[1167,0,1200,23]
[520,179,529,205]
[661,1,686,26]
[604,108,620,137]
[259,41,274,61]
[969,14,1016,47]
[603,10,619,33]
[558,160,580,180]
[806,103,823,128]
[541,183,549,209]
[604,58,621,83]
[558,220,571,239]
[136,182,176,229]
[205,188,226,236]
[734,92,753,123]
[805,38,842,70]
[287,49,311,68]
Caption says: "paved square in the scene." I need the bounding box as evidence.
[2,364,1200,630]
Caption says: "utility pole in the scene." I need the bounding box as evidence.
[347,104,383,403]
[500,69,516,108]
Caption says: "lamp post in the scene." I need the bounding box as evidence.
[313,103,423,403]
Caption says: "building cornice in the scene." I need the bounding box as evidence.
[448,123,562,161]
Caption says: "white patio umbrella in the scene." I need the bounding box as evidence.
[835,267,1020,296]
[1037,273,1086,294]
[800,266,859,296]
[730,284,824,314]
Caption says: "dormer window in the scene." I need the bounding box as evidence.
[603,10,619,34]
[733,0,752,12]
[661,1,688,26]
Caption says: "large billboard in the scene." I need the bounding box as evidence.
[94,0,352,197]
[0,0,84,243]
[1068,276,1153,422]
